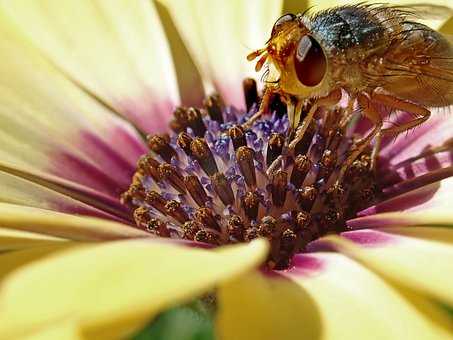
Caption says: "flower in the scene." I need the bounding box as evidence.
[0,0,452,339]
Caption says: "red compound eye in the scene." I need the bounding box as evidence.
[294,35,327,87]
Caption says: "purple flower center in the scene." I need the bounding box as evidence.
[122,78,380,269]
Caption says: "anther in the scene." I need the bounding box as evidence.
[258,216,277,239]
[147,218,170,237]
[266,133,285,167]
[137,155,161,182]
[158,164,186,194]
[182,220,203,240]
[147,134,177,163]
[145,191,168,215]
[295,211,310,231]
[227,215,245,241]
[190,138,219,176]
[165,200,189,224]
[169,118,185,133]
[203,94,224,123]
[242,78,258,112]
[324,209,340,225]
[277,228,297,269]
[236,146,256,187]
[297,185,317,211]
[325,183,345,206]
[244,227,259,241]
[242,190,261,220]
[280,228,297,253]
[173,107,189,127]
[120,190,134,207]
[360,185,376,204]
[195,207,221,231]
[124,183,146,202]
[187,107,207,137]
[133,206,150,228]
[177,132,193,156]
[229,125,247,150]
[271,170,288,207]
[211,172,235,206]
[321,149,336,168]
[194,229,218,245]
[184,175,209,207]
[290,155,311,188]
[317,149,336,180]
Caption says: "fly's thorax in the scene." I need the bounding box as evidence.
[308,6,392,61]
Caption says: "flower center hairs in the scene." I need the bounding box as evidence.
[122,78,380,269]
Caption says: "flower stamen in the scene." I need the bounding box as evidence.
[122,78,381,269]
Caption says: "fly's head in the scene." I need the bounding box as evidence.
[249,13,332,98]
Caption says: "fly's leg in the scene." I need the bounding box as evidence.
[242,86,274,129]
[371,93,431,136]
[337,93,383,182]
[288,88,342,150]
[369,92,431,167]
[370,132,382,171]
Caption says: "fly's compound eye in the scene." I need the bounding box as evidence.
[272,13,296,36]
[294,35,327,87]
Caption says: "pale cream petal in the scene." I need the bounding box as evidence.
[0,13,147,204]
[0,243,74,282]
[0,228,66,252]
[161,0,283,108]
[0,239,268,340]
[350,177,453,229]
[0,0,180,132]
[0,169,130,222]
[217,252,453,340]
[0,203,149,241]
[324,228,453,307]
[440,17,453,33]
[18,321,83,340]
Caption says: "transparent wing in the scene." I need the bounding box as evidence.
[377,21,453,107]
[397,4,453,22]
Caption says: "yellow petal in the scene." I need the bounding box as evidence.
[0,12,147,202]
[217,252,453,340]
[324,227,453,307]
[0,169,131,222]
[18,321,82,340]
[440,17,453,33]
[0,203,149,241]
[349,177,453,229]
[0,228,66,251]
[0,243,73,282]
[0,239,268,339]
[161,0,283,108]
[0,0,179,132]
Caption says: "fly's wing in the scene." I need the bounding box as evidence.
[395,4,453,22]
[390,4,453,33]
[380,21,453,107]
